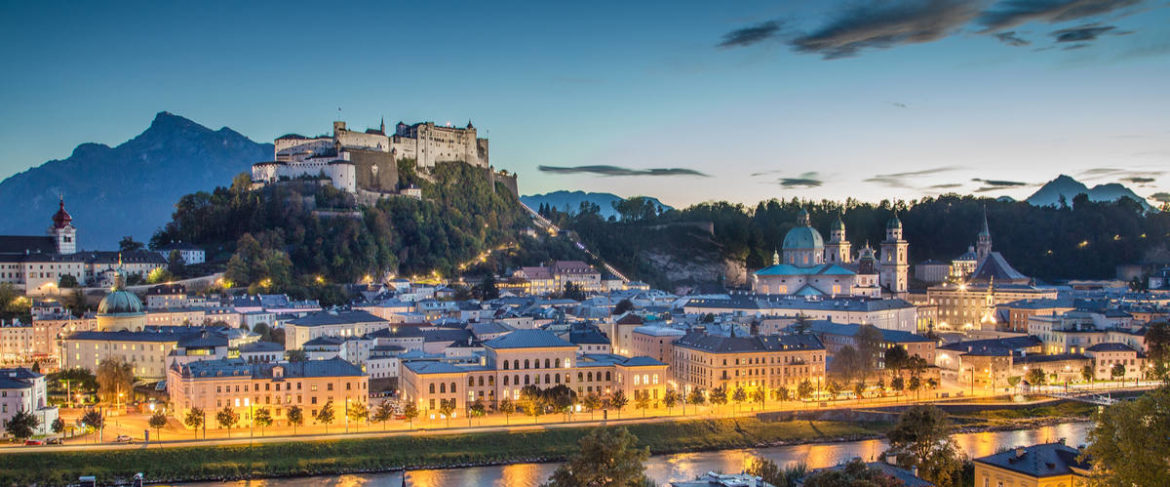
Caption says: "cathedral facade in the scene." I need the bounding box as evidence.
[752,209,908,298]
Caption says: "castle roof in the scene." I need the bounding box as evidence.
[755,263,855,277]
[971,252,1029,283]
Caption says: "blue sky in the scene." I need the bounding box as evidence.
[1,0,1168,208]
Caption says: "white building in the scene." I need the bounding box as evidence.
[0,368,58,438]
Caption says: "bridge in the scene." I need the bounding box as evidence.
[1041,391,1118,406]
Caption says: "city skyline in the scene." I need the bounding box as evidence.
[1,0,1168,209]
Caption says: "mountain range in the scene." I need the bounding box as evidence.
[1025,174,1154,212]
[521,190,672,220]
[0,112,270,249]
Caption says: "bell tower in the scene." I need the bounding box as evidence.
[49,197,76,255]
[880,214,909,294]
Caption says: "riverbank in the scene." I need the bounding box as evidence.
[0,401,1096,486]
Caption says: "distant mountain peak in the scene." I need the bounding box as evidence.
[1026,174,1153,211]
[520,191,671,220]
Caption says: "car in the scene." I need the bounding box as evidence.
[24,439,44,446]
[115,435,133,443]
[46,437,62,445]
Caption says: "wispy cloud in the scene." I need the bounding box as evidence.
[994,31,1032,46]
[890,101,909,108]
[1150,192,1170,203]
[1079,168,1164,181]
[538,165,710,177]
[864,166,966,188]
[1051,24,1116,42]
[972,178,1029,191]
[778,172,823,188]
[718,20,783,48]
[977,0,1142,31]
[1121,176,1156,184]
[928,183,964,189]
[750,169,784,177]
[790,0,982,59]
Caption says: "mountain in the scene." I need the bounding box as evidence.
[521,190,672,220]
[0,112,272,249]
[1026,174,1153,211]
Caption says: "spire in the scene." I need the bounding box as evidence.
[380,116,386,134]
[772,248,780,266]
[979,206,990,237]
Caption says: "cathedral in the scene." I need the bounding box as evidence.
[751,209,909,298]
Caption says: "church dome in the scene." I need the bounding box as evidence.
[886,215,902,230]
[832,216,846,232]
[859,247,876,260]
[52,198,72,229]
[98,290,144,316]
[783,225,824,250]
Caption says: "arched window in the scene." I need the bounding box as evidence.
[451,382,456,393]
[524,359,530,369]
[555,374,561,384]
[587,372,593,382]
[504,376,509,386]
[503,361,509,370]
[513,360,520,370]
[545,374,551,384]
[544,359,551,369]
[555,358,561,368]
[606,371,612,381]
[524,375,530,385]
[439,383,446,393]
[478,376,485,386]
[578,372,584,382]
[488,376,494,386]
[429,383,435,393]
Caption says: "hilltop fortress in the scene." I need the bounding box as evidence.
[252,119,516,198]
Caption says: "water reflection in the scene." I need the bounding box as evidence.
[183,423,1091,487]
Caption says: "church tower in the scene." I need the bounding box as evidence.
[976,207,992,263]
[880,214,909,294]
[824,214,852,264]
[49,197,76,255]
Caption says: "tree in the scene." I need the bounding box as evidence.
[253,407,273,436]
[1085,385,1170,486]
[774,386,789,403]
[469,399,486,422]
[613,299,634,315]
[884,345,910,373]
[58,274,80,288]
[634,393,651,417]
[853,381,866,403]
[1026,367,1047,388]
[216,406,238,437]
[750,388,765,410]
[118,236,144,253]
[287,406,304,434]
[543,427,650,487]
[826,380,842,400]
[562,282,586,301]
[51,417,65,435]
[792,314,811,335]
[908,375,921,400]
[708,386,727,411]
[183,407,203,436]
[663,389,680,414]
[687,389,706,409]
[830,346,863,384]
[497,398,514,425]
[95,358,134,405]
[891,376,905,397]
[1082,364,1095,384]
[81,409,103,437]
[804,458,903,487]
[3,409,39,440]
[372,400,394,430]
[1145,321,1170,380]
[149,409,168,441]
[885,405,962,487]
[748,457,808,487]
[286,349,308,362]
[476,275,500,301]
[1007,375,1022,394]
[315,400,336,433]
[797,380,814,401]
[166,249,186,276]
[609,390,629,419]
[347,401,368,430]
[438,399,456,427]
[856,325,885,373]
[731,386,747,412]
[1111,363,1126,381]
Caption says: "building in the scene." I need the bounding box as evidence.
[672,472,776,487]
[399,329,667,415]
[389,120,488,169]
[0,199,164,294]
[154,243,205,266]
[1003,298,1076,333]
[167,357,367,428]
[973,442,1090,487]
[926,283,1058,331]
[252,121,383,193]
[804,320,936,367]
[513,261,603,295]
[752,210,900,298]
[683,296,919,334]
[630,325,686,364]
[62,328,199,379]
[0,322,33,364]
[671,331,826,394]
[914,259,950,284]
[30,313,97,364]
[0,368,58,437]
[1084,343,1146,381]
[283,310,390,351]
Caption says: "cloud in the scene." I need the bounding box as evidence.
[750,169,784,177]
[890,101,909,108]
[864,166,966,188]
[718,20,783,48]
[972,178,1029,191]
[1080,168,1164,181]
[994,31,1032,46]
[538,165,710,177]
[1150,192,1170,203]
[977,0,1143,31]
[790,0,983,59]
[779,172,823,188]
[928,183,964,189]
[1051,24,1116,42]
[1121,176,1156,184]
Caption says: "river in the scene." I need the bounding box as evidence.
[184,422,1090,487]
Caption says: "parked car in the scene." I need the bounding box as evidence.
[24,439,44,446]
[115,435,133,443]
[46,437,62,445]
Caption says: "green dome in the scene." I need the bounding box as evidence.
[832,216,846,232]
[98,290,144,316]
[783,226,824,250]
[886,215,902,230]
[859,247,876,260]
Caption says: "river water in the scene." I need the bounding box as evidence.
[186,422,1090,487]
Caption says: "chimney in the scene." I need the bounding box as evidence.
[1058,437,1066,445]
[911,466,918,478]
[886,454,897,465]
[1015,447,1026,458]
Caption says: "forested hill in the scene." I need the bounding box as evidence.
[151,160,584,297]
[549,193,1170,288]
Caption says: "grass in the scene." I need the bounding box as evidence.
[0,418,886,486]
[950,401,1096,425]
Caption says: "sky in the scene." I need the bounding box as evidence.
[1,0,1168,209]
